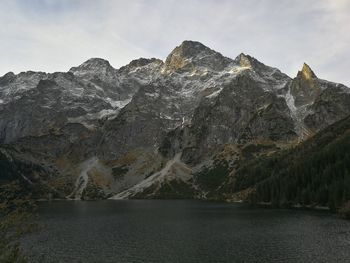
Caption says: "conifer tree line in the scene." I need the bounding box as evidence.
[233,117,350,210]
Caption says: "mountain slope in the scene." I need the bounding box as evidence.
[231,115,350,210]
[1,40,350,200]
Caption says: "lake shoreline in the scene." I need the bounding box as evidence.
[35,197,336,214]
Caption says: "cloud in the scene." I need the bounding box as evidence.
[0,0,349,85]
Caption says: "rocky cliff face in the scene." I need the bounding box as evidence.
[1,40,350,200]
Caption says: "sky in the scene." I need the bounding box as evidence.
[0,0,349,85]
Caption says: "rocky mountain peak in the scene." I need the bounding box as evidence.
[0,72,16,86]
[2,40,350,202]
[234,53,254,68]
[118,58,163,73]
[167,40,213,59]
[298,63,317,80]
[69,58,115,78]
[163,40,231,73]
[290,63,321,108]
[233,53,274,73]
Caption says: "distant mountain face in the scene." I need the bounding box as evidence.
[1,40,350,200]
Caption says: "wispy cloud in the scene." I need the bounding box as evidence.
[0,0,349,85]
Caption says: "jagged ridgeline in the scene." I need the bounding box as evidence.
[1,40,350,206]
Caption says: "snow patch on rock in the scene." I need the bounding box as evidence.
[280,87,312,139]
[106,97,132,108]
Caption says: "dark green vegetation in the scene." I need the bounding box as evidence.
[0,146,47,183]
[233,116,350,211]
[0,181,36,263]
[111,165,129,180]
[339,201,350,219]
[132,179,195,199]
[82,181,110,200]
[0,146,68,200]
[194,159,230,199]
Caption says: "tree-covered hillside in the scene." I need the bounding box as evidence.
[233,115,350,211]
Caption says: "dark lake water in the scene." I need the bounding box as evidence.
[23,200,350,263]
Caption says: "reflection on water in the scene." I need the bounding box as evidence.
[23,200,350,263]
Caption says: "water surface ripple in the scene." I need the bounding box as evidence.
[23,200,350,263]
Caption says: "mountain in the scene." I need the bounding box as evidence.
[1,40,350,202]
[231,115,350,210]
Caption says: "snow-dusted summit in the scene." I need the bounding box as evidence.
[1,40,350,200]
